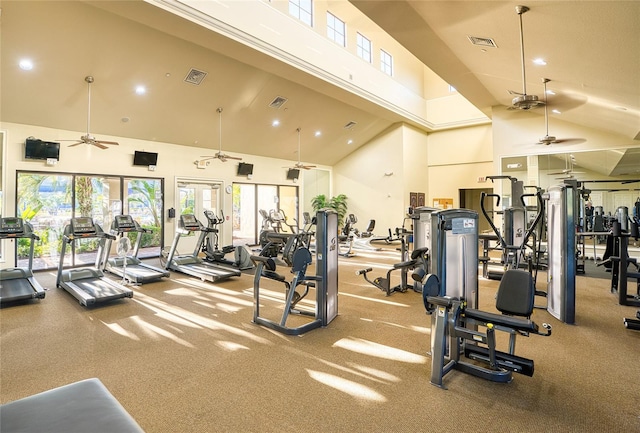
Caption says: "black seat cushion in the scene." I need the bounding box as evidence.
[495,269,535,317]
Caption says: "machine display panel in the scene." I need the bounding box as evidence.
[71,217,96,234]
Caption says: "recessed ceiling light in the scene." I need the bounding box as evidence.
[272,119,280,127]
[314,131,321,137]
[533,58,547,65]
[546,89,556,95]
[552,109,561,114]
[347,139,353,145]
[135,85,146,95]
[19,59,33,71]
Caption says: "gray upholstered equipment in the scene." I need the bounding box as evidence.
[0,378,144,432]
[426,269,551,389]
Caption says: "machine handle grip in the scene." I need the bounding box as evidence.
[355,268,372,276]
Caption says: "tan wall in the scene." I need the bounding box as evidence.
[0,122,330,267]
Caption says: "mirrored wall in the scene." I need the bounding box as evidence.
[0,131,4,261]
[502,148,640,217]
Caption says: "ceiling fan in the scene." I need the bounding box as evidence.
[287,128,316,170]
[537,79,586,145]
[507,5,545,111]
[549,154,585,178]
[200,107,242,163]
[64,76,119,149]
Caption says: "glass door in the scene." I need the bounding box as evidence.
[232,183,256,246]
[232,184,299,246]
[177,180,222,255]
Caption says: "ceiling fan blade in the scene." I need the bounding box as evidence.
[508,89,525,96]
[93,142,108,150]
[225,155,242,161]
[96,140,119,145]
[68,142,83,147]
[553,138,586,145]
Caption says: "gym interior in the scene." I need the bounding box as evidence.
[1,1,639,432]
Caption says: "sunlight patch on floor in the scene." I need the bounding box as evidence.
[333,337,427,364]
[307,369,387,402]
[130,315,195,348]
[340,291,410,307]
[133,292,271,344]
[216,340,250,351]
[101,321,140,341]
[348,363,402,383]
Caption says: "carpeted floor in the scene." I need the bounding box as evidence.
[1,247,639,433]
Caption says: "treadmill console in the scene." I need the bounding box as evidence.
[71,217,96,234]
[114,215,136,232]
[179,214,201,231]
[0,217,25,235]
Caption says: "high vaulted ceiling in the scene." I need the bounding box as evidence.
[352,0,640,141]
[1,1,639,169]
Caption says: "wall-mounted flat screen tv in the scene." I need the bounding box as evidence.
[25,138,60,161]
[237,162,254,176]
[287,168,300,180]
[133,151,158,166]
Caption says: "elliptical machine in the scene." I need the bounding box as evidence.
[201,210,253,270]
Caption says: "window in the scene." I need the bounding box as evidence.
[357,32,372,63]
[380,49,393,76]
[289,0,312,26]
[16,171,164,270]
[326,12,346,47]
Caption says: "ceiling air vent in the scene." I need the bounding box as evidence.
[344,121,357,130]
[269,96,288,109]
[467,36,498,48]
[184,68,208,85]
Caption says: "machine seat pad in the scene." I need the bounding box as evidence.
[393,259,416,269]
[262,270,286,282]
[410,247,430,260]
[465,308,538,333]
[0,378,144,432]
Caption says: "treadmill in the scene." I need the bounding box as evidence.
[56,217,133,306]
[97,214,170,284]
[165,214,241,282]
[0,217,46,305]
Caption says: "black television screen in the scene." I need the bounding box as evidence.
[237,162,254,176]
[287,168,300,180]
[133,151,158,166]
[25,138,60,161]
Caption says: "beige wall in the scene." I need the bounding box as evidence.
[426,124,493,208]
[0,122,330,267]
[333,124,413,233]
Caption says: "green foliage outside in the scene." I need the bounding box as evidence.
[311,194,348,228]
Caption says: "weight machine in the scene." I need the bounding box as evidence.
[251,210,338,335]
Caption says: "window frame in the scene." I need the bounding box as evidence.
[326,11,346,47]
[356,32,372,63]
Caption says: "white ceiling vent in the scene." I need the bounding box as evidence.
[269,96,288,109]
[184,68,208,85]
[467,36,498,48]
[344,121,357,130]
